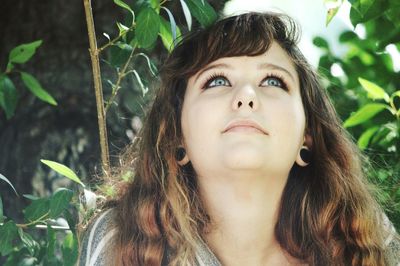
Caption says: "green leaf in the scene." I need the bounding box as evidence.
[185,0,217,27]
[40,159,85,187]
[370,123,392,145]
[109,42,134,67]
[132,70,149,97]
[343,103,388,128]
[326,7,340,26]
[63,209,76,234]
[0,221,18,256]
[386,7,400,27]
[20,72,57,106]
[349,0,389,26]
[136,7,160,49]
[8,40,42,64]
[390,90,400,115]
[358,77,390,102]
[161,7,177,41]
[0,75,19,120]
[349,6,362,27]
[0,172,19,196]
[136,53,158,76]
[46,224,56,259]
[180,0,193,30]
[150,0,161,13]
[24,198,50,223]
[6,62,14,72]
[159,17,175,52]
[23,194,39,201]
[18,228,39,256]
[351,0,376,16]
[49,188,73,218]
[339,31,358,43]
[62,233,78,266]
[357,126,379,149]
[116,22,129,35]
[313,36,329,49]
[114,0,135,26]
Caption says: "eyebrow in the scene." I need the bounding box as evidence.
[194,62,296,83]
[194,63,232,83]
[258,63,296,83]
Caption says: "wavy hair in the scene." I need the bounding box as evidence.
[110,12,394,265]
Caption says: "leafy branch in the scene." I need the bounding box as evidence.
[98,24,136,53]
[105,45,137,113]
[16,212,49,229]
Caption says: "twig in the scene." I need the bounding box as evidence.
[1,222,71,231]
[15,212,49,229]
[160,0,169,5]
[83,0,110,174]
[105,45,137,113]
[98,26,135,54]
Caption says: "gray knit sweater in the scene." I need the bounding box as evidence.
[77,209,221,266]
[78,209,400,266]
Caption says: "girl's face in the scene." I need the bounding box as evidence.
[181,42,306,181]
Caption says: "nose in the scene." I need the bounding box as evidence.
[232,84,259,111]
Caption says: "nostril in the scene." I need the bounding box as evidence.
[249,101,253,108]
[238,101,242,108]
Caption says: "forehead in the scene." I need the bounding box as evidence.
[191,42,298,83]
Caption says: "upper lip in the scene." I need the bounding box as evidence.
[222,118,268,134]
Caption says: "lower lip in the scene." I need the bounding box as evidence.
[225,126,265,134]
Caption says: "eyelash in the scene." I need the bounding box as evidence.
[202,72,228,89]
[201,72,289,91]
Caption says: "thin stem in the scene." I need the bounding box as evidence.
[0,222,71,231]
[16,212,49,229]
[105,45,136,113]
[83,0,110,174]
[98,26,135,54]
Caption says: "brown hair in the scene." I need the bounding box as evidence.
[110,12,393,265]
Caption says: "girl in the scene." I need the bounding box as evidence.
[79,12,399,266]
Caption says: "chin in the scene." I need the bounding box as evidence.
[222,151,266,169]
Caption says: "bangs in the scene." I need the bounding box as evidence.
[165,12,301,80]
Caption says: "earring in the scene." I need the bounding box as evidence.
[296,146,311,167]
[176,147,189,166]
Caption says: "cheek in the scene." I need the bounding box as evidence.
[181,97,223,166]
[181,98,219,146]
[268,99,305,142]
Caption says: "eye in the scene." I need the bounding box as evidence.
[260,75,288,90]
[203,75,231,89]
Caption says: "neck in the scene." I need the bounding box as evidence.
[199,170,292,265]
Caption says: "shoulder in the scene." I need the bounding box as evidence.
[382,213,400,265]
[78,208,118,266]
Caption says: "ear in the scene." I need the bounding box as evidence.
[295,131,312,167]
[303,131,313,149]
[177,154,190,166]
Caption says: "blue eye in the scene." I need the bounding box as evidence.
[261,76,287,90]
[204,75,231,89]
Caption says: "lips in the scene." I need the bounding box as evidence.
[222,119,268,135]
